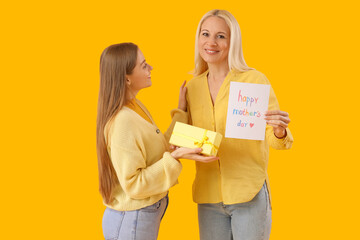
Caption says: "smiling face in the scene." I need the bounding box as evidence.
[198,16,230,66]
[126,49,153,93]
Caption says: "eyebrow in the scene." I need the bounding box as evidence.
[201,29,228,35]
[140,59,146,65]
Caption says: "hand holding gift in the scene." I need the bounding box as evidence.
[170,146,218,163]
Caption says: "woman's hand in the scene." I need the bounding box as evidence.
[170,146,219,163]
[264,110,290,138]
[178,80,187,111]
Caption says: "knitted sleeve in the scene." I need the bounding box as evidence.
[163,109,189,142]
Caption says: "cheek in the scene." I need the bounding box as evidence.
[136,69,147,78]
[130,73,143,87]
[198,39,207,54]
[132,73,141,83]
[222,43,230,55]
[198,37,206,48]
[141,70,149,82]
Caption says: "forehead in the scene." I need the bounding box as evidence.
[136,49,145,63]
[201,16,229,33]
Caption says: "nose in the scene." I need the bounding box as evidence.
[208,37,218,46]
[149,64,153,71]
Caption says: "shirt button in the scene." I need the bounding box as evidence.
[156,129,160,134]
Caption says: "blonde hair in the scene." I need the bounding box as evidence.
[193,9,253,76]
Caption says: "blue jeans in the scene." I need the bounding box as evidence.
[102,195,168,240]
[198,183,272,240]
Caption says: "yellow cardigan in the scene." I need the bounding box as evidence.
[181,69,294,205]
[125,98,152,124]
[104,99,187,211]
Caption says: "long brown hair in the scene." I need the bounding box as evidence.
[96,43,138,204]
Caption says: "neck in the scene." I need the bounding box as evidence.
[125,89,138,103]
[207,61,230,82]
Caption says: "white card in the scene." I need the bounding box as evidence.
[225,82,270,140]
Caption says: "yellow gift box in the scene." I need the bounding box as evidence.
[169,122,222,156]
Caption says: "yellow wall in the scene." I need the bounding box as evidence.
[1,0,359,239]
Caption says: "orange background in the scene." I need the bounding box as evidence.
[1,0,359,239]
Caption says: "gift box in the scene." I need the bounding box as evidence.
[169,122,222,156]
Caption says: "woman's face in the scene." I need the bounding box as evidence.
[126,49,153,92]
[198,16,230,65]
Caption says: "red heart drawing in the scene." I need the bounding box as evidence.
[250,123,254,128]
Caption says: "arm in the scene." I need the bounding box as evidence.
[163,81,189,141]
[262,76,294,149]
[109,118,182,200]
[265,120,293,150]
[163,109,188,142]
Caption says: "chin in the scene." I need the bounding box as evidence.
[201,55,220,64]
[204,58,222,65]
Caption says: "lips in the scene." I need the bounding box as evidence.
[205,49,219,54]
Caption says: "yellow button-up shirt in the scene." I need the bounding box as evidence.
[184,69,293,204]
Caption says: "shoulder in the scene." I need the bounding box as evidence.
[106,107,140,138]
[113,107,137,125]
[186,71,208,90]
[103,108,139,147]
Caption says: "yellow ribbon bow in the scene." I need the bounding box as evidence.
[194,130,210,148]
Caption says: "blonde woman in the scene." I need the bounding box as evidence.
[177,10,294,240]
[96,43,217,240]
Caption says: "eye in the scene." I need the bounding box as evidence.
[201,32,209,37]
[143,63,148,69]
[217,34,225,39]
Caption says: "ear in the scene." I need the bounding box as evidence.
[125,76,131,85]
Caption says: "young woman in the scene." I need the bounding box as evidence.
[96,43,217,240]
[176,10,294,240]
